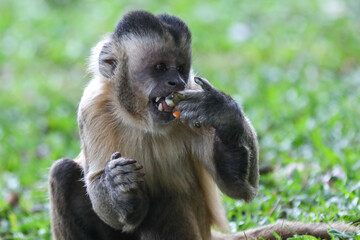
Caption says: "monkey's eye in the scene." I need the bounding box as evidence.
[177,65,185,74]
[154,63,167,72]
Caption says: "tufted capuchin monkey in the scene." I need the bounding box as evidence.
[49,10,358,240]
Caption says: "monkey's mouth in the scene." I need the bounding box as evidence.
[153,96,175,113]
[149,95,176,123]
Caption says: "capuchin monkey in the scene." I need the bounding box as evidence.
[49,10,358,240]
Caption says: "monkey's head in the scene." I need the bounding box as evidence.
[92,10,192,129]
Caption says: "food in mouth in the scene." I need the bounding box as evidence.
[172,111,181,118]
[153,92,185,113]
[154,96,175,112]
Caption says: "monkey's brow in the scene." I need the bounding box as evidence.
[142,55,180,66]
[145,51,189,64]
[146,49,177,57]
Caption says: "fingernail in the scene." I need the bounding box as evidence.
[194,77,203,85]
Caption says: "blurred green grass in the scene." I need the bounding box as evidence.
[0,0,359,239]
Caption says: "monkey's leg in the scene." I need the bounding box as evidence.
[49,158,137,240]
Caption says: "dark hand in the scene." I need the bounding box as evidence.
[105,152,145,193]
[175,77,243,133]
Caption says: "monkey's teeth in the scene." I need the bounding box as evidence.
[165,98,175,107]
[158,103,163,112]
[155,97,161,102]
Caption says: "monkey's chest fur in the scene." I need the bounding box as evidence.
[117,126,216,238]
[117,124,210,189]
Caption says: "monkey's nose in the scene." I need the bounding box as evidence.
[167,81,176,86]
[167,78,185,91]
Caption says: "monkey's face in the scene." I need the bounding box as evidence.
[131,45,191,124]
[96,11,192,127]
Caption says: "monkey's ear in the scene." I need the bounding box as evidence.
[99,42,117,78]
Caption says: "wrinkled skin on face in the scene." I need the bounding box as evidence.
[133,50,191,124]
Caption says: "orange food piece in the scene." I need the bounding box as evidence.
[173,111,181,119]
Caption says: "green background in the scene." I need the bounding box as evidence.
[0,0,359,239]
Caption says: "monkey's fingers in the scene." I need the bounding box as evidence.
[176,90,204,101]
[194,77,213,91]
[115,163,144,174]
[108,159,137,170]
[165,92,186,106]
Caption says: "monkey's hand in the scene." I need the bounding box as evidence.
[175,77,259,202]
[175,77,241,134]
[87,152,149,232]
[105,152,145,193]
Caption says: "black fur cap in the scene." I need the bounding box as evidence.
[114,10,191,45]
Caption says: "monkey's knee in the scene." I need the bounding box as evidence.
[49,159,132,240]
[49,158,84,210]
[49,159,86,239]
[49,158,82,187]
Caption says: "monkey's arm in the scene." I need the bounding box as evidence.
[78,82,149,231]
[175,77,259,202]
[212,107,259,201]
[83,152,148,232]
